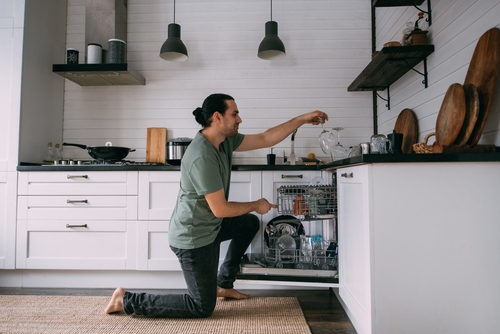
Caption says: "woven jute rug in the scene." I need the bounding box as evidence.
[0,295,311,334]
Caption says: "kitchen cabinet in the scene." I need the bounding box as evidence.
[0,173,17,269]
[16,171,138,270]
[335,162,500,334]
[337,165,372,334]
[136,171,262,271]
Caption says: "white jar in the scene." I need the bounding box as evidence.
[87,43,102,64]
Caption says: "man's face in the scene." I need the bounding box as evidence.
[220,100,242,137]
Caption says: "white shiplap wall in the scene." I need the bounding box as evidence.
[62,0,373,163]
[375,0,500,146]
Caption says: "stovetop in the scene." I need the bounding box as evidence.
[46,159,165,166]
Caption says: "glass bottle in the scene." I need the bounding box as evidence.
[54,143,62,161]
[402,22,414,46]
[46,142,54,162]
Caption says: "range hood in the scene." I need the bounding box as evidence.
[53,0,145,86]
[53,63,145,86]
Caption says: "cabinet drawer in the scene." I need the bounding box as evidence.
[17,171,138,195]
[272,170,321,183]
[17,195,138,220]
[16,220,137,270]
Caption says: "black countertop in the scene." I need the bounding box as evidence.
[17,152,500,172]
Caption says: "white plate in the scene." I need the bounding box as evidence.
[310,176,325,186]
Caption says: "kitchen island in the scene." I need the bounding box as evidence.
[9,154,500,334]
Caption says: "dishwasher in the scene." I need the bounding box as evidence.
[239,173,338,284]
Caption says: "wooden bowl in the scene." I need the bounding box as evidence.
[383,41,401,48]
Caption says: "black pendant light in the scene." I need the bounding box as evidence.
[160,0,188,61]
[258,0,286,60]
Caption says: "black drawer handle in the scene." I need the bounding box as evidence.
[67,175,88,179]
[67,199,88,204]
[281,174,303,179]
[66,224,88,228]
[341,172,354,178]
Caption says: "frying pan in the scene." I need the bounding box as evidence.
[62,142,136,160]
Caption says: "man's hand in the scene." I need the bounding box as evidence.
[300,110,329,125]
[205,189,278,217]
[254,198,279,214]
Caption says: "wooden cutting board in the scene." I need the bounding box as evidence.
[394,108,418,154]
[464,27,500,146]
[435,83,466,147]
[454,84,480,146]
[146,127,167,163]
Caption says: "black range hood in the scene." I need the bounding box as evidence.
[52,63,145,86]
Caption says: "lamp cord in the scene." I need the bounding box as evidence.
[173,0,176,23]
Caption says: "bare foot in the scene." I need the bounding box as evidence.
[217,287,250,299]
[104,287,125,314]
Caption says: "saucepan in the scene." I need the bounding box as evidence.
[62,142,136,160]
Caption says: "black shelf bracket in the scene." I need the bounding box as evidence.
[405,58,429,87]
[375,86,390,110]
[412,0,432,26]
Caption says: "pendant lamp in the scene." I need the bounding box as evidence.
[160,0,188,61]
[258,0,286,60]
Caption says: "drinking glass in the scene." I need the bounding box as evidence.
[331,127,348,160]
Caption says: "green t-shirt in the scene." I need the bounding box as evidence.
[168,131,245,249]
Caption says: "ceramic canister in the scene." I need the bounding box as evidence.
[108,39,126,63]
[87,43,102,64]
[66,48,79,64]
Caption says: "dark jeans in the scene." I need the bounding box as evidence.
[122,213,260,318]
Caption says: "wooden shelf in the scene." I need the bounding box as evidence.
[52,63,146,86]
[348,45,434,92]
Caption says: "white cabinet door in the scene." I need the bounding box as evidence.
[138,171,181,220]
[337,165,372,334]
[226,171,262,256]
[136,171,262,270]
[137,171,181,270]
[0,172,17,269]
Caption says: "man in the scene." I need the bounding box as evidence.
[104,93,328,317]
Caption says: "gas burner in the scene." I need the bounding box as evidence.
[51,159,164,166]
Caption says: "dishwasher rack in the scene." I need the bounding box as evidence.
[261,183,339,271]
[277,184,337,219]
[265,235,338,270]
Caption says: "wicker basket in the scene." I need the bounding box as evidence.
[413,132,439,153]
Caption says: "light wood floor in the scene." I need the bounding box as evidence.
[0,287,357,334]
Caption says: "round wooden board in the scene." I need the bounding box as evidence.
[464,27,500,146]
[394,108,418,154]
[454,84,479,146]
[435,83,466,147]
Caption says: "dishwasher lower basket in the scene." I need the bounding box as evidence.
[265,236,338,270]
